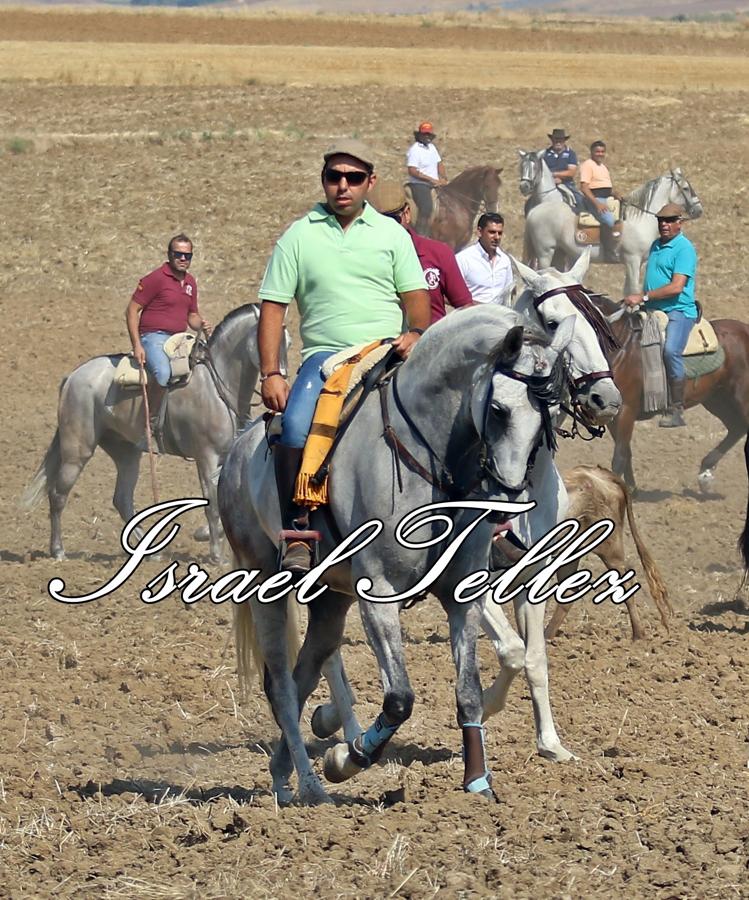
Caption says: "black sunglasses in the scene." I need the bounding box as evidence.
[657,216,681,224]
[171,250,193,259]
[323,168,370,186]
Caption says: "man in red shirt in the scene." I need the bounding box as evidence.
[125,233,212,451]
[369,181,473,322]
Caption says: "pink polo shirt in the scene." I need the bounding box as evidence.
[132,263,198,335]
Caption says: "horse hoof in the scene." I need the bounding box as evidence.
[297,776,334,806]
[538,743,577,762]
[193,525,210,542]
[272,783,294,806]
[51,550,66,562]
[698,469,715,494]
[323,743,363,783]
[311,704,342,740]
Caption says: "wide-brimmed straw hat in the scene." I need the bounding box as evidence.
[548,128,570,141]
[323,139,375,171]
[369,180,408,216]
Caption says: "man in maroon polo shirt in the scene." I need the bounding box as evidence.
[369,181,472,322]
[125,233,211,451]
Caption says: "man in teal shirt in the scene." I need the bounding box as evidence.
[625,202,698,428]
[258,139,430,571]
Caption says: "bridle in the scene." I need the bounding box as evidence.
[378,351,564,501]
[624,170,701,218]
[519,152,556,200]
[532,283,620,440]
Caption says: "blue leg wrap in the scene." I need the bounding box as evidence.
[349,713,399,768]
[462,722,493,794]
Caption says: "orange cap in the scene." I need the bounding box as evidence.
[416,121,435,134]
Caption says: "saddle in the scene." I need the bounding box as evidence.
[575,198,622,247]
[113,331,199,389]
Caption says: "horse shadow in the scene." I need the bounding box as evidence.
[688,595,749,634]
[71,776,261,806]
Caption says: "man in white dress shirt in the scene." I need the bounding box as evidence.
[455,212,513,306]
[406,121,448,236]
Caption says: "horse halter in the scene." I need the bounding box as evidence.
[670,169,701,217]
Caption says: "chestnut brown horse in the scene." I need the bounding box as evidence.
[429,165,502,250]
[591,294,749,494]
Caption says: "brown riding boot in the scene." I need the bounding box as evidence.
[601,223,622,263]
[273,444,313,573]
[660,378,687,428]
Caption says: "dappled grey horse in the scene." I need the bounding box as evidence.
[313,250,624,765]
[519,151,703,294]
[23,304,284,562]
[219,307,573,805]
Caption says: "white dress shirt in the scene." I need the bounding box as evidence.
[455,242,513,306]
[406,142,442,183]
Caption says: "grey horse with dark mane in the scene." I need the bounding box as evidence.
[219,306,574,805]
[23,304,286,562]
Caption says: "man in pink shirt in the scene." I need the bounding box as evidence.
[369,180,473,322]
[125,233,211,451]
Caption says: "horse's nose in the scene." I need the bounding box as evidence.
[589,389,622,416]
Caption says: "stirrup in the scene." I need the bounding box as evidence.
[277,529,322,573]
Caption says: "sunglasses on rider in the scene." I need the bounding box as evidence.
[171,250,193,259]
[656,216,681,224]
[323,168,371,186]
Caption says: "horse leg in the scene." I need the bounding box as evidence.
[49,440,95,560]
[544,561,582,640]
[323,601,413,786]
[99,433,141,526]
[311,650,362,742]
[478,595,527,721]
[268,592,352,803]
[442,595,495,799]
[249,596,332,806]
[697,397,745,494]
[609,405,638,493]
[195,453,225,563]
[514,593,575,761]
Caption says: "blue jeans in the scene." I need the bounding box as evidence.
[663,311,696,381]
[280,350,336,449]
[140,331,172,387]
[585,195,616,228]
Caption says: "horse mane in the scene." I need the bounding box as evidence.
[445,166,494,190]
[208,302,258,346]
[624,176,660,213]
[568,287,621,355]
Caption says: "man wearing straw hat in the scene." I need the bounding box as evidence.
[258,139,430,572]
[126,233,212,452]
[406,121,448,236]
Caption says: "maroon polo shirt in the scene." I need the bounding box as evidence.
[132,263,199,335]
[407,227,473,323]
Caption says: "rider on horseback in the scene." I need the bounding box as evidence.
[406,121,448,237]
[125,234,212,453]
[543,128,583,208]
[579,140,624,262]
[624,203,699,428]
[258,140,431,573]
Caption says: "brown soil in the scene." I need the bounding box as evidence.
[1,11,748,898]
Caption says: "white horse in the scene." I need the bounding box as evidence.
[219,308,574,804]
[519,150,703,294]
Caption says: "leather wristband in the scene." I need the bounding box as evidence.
[408,328,425,336]
[260,370,285,382]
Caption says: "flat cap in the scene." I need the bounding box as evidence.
[368,180,407,215]
[655,203,685,219]
[323,139,375,171]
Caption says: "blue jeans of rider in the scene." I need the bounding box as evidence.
[585,195,616,228]
[140,331,172,387]
[663,311,696,381]
[280,350,336,449]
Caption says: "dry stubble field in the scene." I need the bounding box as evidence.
[1,8,749,898]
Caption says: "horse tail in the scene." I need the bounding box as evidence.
[621,473,673,628]
[234,568,302,698]
[20,428,61,509]
[739,432,749,581]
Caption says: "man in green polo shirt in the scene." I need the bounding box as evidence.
[625,202,698,428]
[258,138,430,572]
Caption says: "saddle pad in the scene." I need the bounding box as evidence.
[684,345,725,379]
[575,225,600,246]
[321,342,393,399]
[651,311,719,356]
[578,197,621,228]
[113,355,144,388]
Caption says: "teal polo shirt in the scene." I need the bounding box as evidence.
[643,232,698,317]
[259,201,428,360]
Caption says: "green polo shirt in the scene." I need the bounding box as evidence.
[258,201,428,360]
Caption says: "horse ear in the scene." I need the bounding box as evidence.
[568,247,591,283]
[496,167,503,174]
[517,149,525,157]
[495,325,524,368]
[510,255,546,295]
[550,315,576,354]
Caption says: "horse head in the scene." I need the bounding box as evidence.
[669,168,703,220]
[511,249,622,423]
[517,149,538,197]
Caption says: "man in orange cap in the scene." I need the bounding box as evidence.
[406,121,448,236]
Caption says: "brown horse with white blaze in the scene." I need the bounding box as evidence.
[427,165,502,250]
[591,294,749,494]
